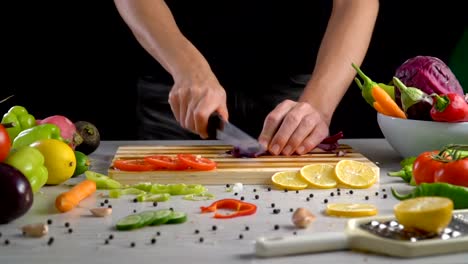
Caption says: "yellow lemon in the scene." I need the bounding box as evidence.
[394,196,453,234]
[325,203,378,217]
[271,170,308,190]
[299,164,337,189]
[31,139,76,185]
[334,160,377,189]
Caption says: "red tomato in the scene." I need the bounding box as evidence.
[412,150,441,185]
[434,158,468,187]
[113,159,157,171]
[144,155,188,170]
[0,125,11,162]
[177,154,217,171]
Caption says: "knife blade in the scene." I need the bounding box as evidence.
[207,112,266,155]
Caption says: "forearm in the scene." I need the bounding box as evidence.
[299,0,379,124]
[113,0,212,80]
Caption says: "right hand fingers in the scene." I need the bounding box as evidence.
[193,90,228,139]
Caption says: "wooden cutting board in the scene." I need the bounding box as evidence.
[107,144,380,185]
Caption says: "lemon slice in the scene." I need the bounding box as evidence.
[394,197,453,233]
[271,170,308,190]
[334,160,377,189]
[325,203,378,217]
[299,164,337,189]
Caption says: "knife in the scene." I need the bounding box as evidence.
[207,112,266,155]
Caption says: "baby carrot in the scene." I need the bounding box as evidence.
[371,85,407,119]
[55,179,97,213]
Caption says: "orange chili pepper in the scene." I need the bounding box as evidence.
[200,199,257,219]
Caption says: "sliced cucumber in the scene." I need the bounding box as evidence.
[166,211,188,224]
[137,211,158,227]
[85,171,122,189]
[149,209,173,226]
[116,214,143,231]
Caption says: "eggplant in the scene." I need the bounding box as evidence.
[0,163,33,224]
[392,77,434,121]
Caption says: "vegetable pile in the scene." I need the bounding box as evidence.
[0,101,101,224]
[353,56,468,122]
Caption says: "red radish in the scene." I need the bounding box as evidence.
[36,115,83,149]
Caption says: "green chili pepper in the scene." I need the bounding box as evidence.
[4,146,48,193]
[391,182,468,209]
[352,63,395,106]
[387,156,417,185]
[12,123,64,149]
[1,106,36,141]
[136,193,170,202]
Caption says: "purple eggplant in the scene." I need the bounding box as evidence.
[0,163,33,224]
[392,77,434,121]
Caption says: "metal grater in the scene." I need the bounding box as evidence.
[360,214,468,242]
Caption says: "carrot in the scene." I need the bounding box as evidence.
[371,85,407,119]
[55,179,97,213]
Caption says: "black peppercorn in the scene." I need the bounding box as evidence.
[330,192,334,197]
[245,226,250,231]
[375,192,379,196]
[365,196,369,200]
[382,188,386,192]
[130,242,135,247]
[234,192,238,196]
[254,195,259,199]
[47,219,52,225]
[284,189,288,193]
[293,231,297,235]
[324,199,328,203]
[271,203,275,208]
[195,229,200,234]
[337,192,341,196]
[306,197,310,201]
[108,205,112,208]
[240,196,244,201]
[153,202,158,207]
[68,228,73,234]
[109,234,114,240]
[212,225,217,231]
[273,209,280,214]
[105,239,109,244]
[4,239,9,245]
[100,202,105,207]
[65,222,70,228]
[133,198,138,203]
[289,208,294,212]
[267,187,271,191]
[226,184,230,188]
[239,234,244,239]
[295,190,299,194]
[47,237,54,246]
[349,190,354,194]
[151,238,156,244]
[156,231,161,236]
[199,237,204,243]
[104,199,109,204]
[274,224,279,230]
[253,188,257,192]
[383,194,388,199]
[309,193,314,198]
[170,208,174,211]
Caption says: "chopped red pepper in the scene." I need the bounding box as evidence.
[200,199,257,219]
[430,93,468,122]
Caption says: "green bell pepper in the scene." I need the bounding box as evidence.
[1,106,36,141]
[12,123,64,149]
[4,146,48,193]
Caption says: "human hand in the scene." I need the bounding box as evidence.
[168,73,229,139]
[258,100,330,156]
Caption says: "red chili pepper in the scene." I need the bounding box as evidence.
[430,93,468,122]
[200,199,257,219]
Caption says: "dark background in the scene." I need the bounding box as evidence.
[1,1,466,140]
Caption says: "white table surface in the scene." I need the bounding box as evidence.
[1,139,467,264]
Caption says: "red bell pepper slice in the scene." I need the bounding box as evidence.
[200,199,257,219]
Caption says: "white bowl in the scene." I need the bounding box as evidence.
[377,113,468,158]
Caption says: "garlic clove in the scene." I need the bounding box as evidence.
[21,223,49,238]
[90,207,113,217]
[292,207,316,229]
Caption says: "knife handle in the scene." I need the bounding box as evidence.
[207,112,223,140]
